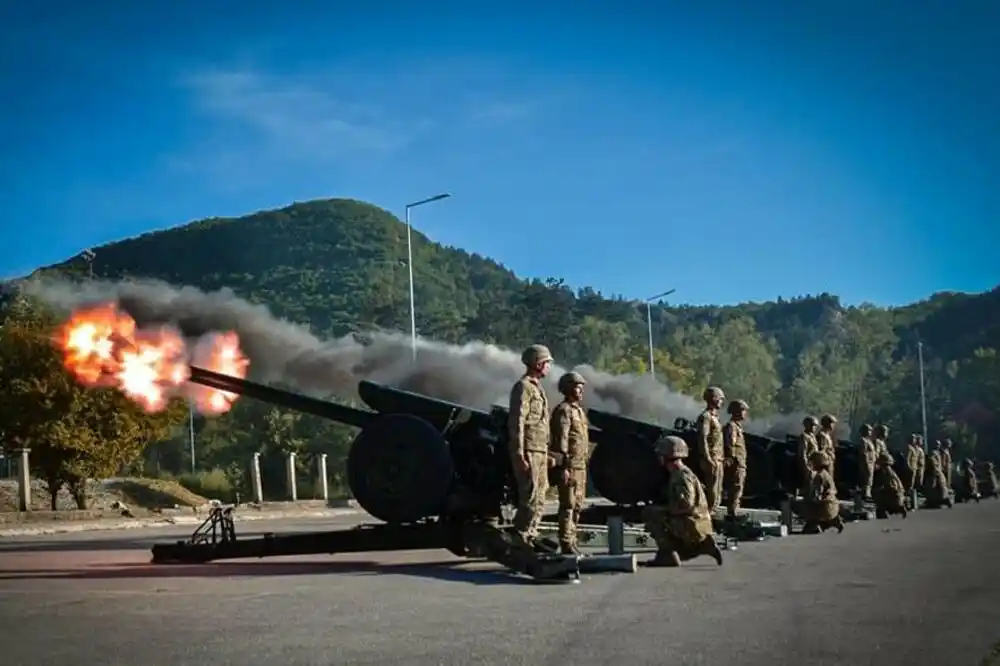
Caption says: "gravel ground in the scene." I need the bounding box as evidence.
[1,500,998,666]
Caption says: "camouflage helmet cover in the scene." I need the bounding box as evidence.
[557,371,587,394]
[521,344,553,367]
[727,399,749,416]
[873,424,889,437]
[802,415,818,427]
[820,413,837,426]
[654,435,689,459]
[702,386,725,402]
[859,423,873,435]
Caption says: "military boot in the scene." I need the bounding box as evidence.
[699,536,723,566]
[801,522,820,534]
[559,542,581,556]
[833,516,845,533]
[645,550,681,567]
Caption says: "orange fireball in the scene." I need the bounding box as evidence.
[53,302,249,415]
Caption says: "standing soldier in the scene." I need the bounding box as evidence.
[507,344,553,551]
[695,386,726,512]
[904,434,923,494]
[722,399,749,519]
[857,424,877,500]
[981,462,998,498]
[641,435,723,568]
[817,414,838,481]
[941,439,954,489]
[549,371,590,555]
[797,416,820,497]
[872,424,891,459]
[913,436,925,494]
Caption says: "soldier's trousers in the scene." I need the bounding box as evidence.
[723,459,746,514]
[557,468,587,548]
[700,457,723,511]
[642,505,712,554]
[858,460,874,497]
[903,468,916,493]
[511,450,549,541]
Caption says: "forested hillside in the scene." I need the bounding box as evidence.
[2,198,997,503]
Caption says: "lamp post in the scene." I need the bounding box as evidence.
[644,288,676,382]
[917,340,929,452]
[404,193,451,363]
[81,249,95,280]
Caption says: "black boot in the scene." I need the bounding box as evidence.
[700,537,723,566]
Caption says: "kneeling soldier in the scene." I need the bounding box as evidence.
[872,452,907,519]
[800,450,845,534]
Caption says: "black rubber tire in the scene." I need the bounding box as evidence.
[347,413,455,524]
[589,437,662,505]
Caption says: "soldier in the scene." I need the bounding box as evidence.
[817,414,838,480]
[872,452,907,519]
[981,462,999,498]
[857,424,877,500]
[913,436,925,494]
[640,435,723,568]
[695,386,725,512]
[722,399,749,518]
[955,459,980,503]
[549,371,590,555]
[904,434,923,495]
[799,450,845,534]
[797,416,820,497]
[941,439,954,489]
[922,447,950,507]
[507,344,553,550]
[872,424,890,459]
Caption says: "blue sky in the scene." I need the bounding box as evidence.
[3,1,998,306]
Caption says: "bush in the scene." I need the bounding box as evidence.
[176,468,235,503]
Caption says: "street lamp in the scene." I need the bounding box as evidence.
[644,288,676,382]
[81,249,95,280]
[917,340,929,453]
[404,193,451,363]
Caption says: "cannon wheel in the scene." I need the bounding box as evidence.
[347,413,455,524]
[589,438,662,505]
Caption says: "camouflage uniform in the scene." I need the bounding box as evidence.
[982,462,998,497]
[872,425,890,459]
[940,440,953,488]
[799,450,845,534]
[872,452,907,518]
[722,399,749,517]
[817,414,838,480]
[549,371,590,554]
[641,435,723,568]
[922,449,950,504]
[904,435,924,494]
[797,416,820,497]
[955,459,979,502]
[695,386,725,511]
[507,344,553,546]
[857,424,877,499]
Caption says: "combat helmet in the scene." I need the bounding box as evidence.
[727,399,749,416]
[859,424,873,436]
[802,415,818,428]
[557,371,586,394]
[809,450,831,469]
[521,344,552,367]
[820,413,837,427]
[702,386,725,402]
[873,424,889,438]
[654,435,688,459]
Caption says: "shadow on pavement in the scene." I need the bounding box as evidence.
[0,530,325,553]
[0,559,537,586]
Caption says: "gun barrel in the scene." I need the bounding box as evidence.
[188,366,375,429]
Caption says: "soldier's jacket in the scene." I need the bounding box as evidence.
[873,438,890,458]
[874,466,905,503]
[905,444,924,473]
[663,462,713,528]
[550,401,590,469]
[809,469,838,503]
[797,433,819,466]
[722,420,746,464]
[817,430,836,461]
[507,376,550,455]
[985,465,999,493]
[859,437,877,464]
[695,409,724,462]
[926,449,941,470]
[959,466,978,494]
[941,448,952,471]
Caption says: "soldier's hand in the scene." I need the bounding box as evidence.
[561,468,571,486]
[517,456,530,474]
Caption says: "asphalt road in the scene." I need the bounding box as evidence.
[1,501,999,666]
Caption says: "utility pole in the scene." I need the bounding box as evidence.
[404,193,451,363]
[918,340,929,452]
[81,249,95,280]
[188,404,196,472]
[644,288,676,382]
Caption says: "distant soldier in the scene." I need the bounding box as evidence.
[817,414,838,479]
[922,448,950,506]
[913,436,925,493]
[981,462,999,498]
[941,439,954,488]
[722,399,749,518]
[799,450,845,534]
[797,416,820,497]
[904,434,924,494]
[872,425,890,459]
[695,386,726,512]
[549,371,590,555]
[857,424,877,500]
[507,344,553,550]
[641,435,723,568]
[872,452,907,519]
[955,459,980,503]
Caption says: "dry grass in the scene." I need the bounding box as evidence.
[104,478,209,509]
[0,477,208,513]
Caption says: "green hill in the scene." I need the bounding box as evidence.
[6,197,997,496]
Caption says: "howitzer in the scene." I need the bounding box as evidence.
[150,367,637,581]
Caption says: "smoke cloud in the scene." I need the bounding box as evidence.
[20,276,812,437]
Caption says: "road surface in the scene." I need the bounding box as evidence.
[1,501,999,666]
